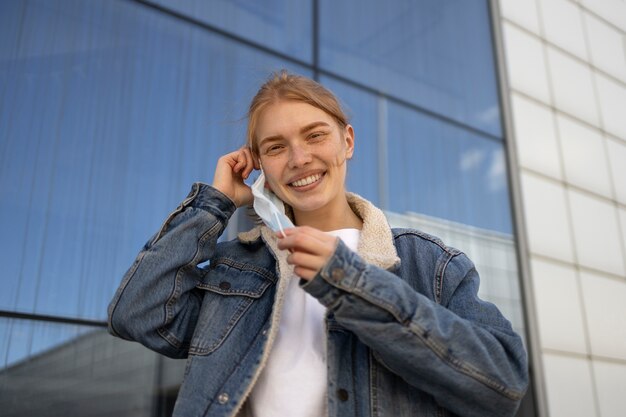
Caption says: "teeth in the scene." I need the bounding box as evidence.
[290,173,322,187]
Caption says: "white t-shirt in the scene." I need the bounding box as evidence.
[249,228,360,417]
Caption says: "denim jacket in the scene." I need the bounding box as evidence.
[108,183,528,417]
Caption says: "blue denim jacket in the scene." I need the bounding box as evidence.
[108,183,528,417]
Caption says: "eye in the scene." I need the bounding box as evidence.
[264,144,284,155]
[308,131,327,140]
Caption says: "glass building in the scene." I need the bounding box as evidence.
[1,0,540,415]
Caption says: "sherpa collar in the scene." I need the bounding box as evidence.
[237,192,401,271]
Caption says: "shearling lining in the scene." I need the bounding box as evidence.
[237,192,400,271]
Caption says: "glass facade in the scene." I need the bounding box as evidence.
[0,0,533,415]
[319,0,502,137]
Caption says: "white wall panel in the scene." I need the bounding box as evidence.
[619,208,626,266]
[530,258,588,353]
[606,138,626,204]
[557,114,612,198]
[568,190,625,276]
[547,47,599,127]
[543,353,598,417]
[510,93,562,179]
[592,360,626,417]
[539,0,588,60]
[502,22,552,104]
[579,0,626,31]
[580,272,626,360]
[499,0,542,34]
[520,172,575,262]
[583,12,626,83]
[595,73,626,140]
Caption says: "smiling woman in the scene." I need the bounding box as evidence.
[107,70,529,417]
[254,101,359,231]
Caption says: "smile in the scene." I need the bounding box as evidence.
[289,172,324,187]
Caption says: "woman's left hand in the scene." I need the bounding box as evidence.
[276,227,339,281]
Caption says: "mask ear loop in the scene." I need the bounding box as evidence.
[274,211,287,238]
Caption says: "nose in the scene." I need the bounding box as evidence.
[288,143,312,168]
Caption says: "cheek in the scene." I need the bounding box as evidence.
[329,148,348,168]
[261,167,283,193]
[263,173,278,192]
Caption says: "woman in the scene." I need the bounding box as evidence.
[108,71,528,417]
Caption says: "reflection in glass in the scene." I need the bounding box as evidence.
[387,101,513,234]
[320,77,513,235]
[145,0,313,63]
[319,0,502,137]
[0,318,185,417]
[0,0,310,320]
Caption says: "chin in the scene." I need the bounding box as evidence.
[286,194,335,215]
[285,199,321,213]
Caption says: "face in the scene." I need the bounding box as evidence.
[254,100,354,217]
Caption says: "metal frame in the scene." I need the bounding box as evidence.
[0,309,106,327]
[487,1,549,416]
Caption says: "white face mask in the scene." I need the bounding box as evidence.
[251,171,294,236]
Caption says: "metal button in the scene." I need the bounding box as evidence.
[337,389,349,402]
[219,281,231,290]
[217,392,229,404]
[262,329,268,336]
[331,268,344,281]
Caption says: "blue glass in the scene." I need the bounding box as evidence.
[0,318,184,416]
[319,0,502,137]
[387,101,513,234]
[317,77,512,234]
[146,0,313,63]
[319,76,380,206]
[0,0,310,320]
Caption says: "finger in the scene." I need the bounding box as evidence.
[232,151,246,174]
[293,266,317,281]
[277,228,337,257]
[278,227,337,249]
[278,230,326,254]
[286,251,326,272]
[279,226,337,242]
[281,226,339,248]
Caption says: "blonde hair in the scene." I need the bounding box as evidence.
[246,70,349,156]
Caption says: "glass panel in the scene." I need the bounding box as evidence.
[319,0,502,137]
[387,101,513,234]
[319,76,381,206]
[319,77,513,235]
[0,0,310,320]
[0,318,185,417]
[145,0,313,63]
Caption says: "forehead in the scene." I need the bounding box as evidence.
[256,101,336,135]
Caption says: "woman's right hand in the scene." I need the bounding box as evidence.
[212,147,257,207]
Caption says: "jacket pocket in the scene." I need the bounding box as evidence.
[189,260,274,355]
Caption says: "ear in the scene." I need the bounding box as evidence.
[344,124,355,160]
[251,151,261,170]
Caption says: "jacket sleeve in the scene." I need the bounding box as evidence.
[301,239,529,417]
[107,183,236,358]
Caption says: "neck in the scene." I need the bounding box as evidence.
[293,196,363,231]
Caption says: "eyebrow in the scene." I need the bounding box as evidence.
[300,121,331,134]
[258,121,331,147]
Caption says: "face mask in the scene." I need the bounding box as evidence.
[251,171,294,236]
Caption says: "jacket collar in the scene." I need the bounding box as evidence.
[237,192,400,270]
